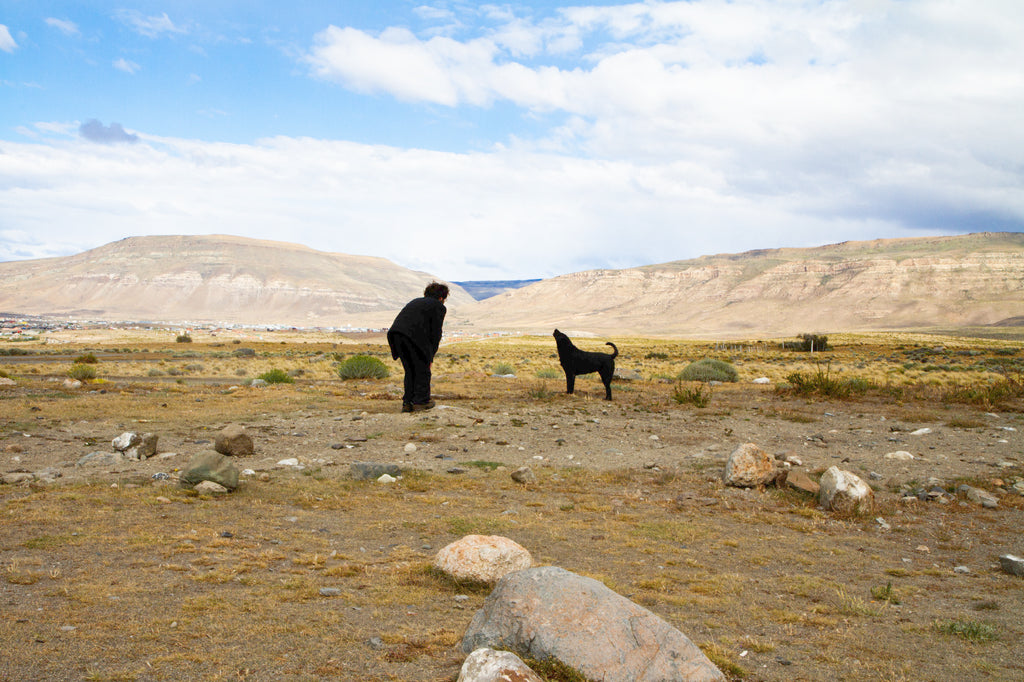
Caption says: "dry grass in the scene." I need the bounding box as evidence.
[2,329,1023,681]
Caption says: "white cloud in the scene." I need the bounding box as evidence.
[113,58,141,74]
[0,24,17,53]
[45,18,80,37]
[114,10,186,38]
[0,130,982,279]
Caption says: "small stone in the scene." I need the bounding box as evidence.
[194,480,229,495]
[953,566,970,574]
[404,443,418,454]
[885,451,914,461]
[319,587,342,597]
[510,466,537,484]
[377,474,397,483]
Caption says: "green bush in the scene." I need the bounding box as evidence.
[257,368,295,384]
[68,363,97,381]
[73,353,98,364]
[535,367,561,379]
[337,355,390,380]
[492,362,515,376]
[175,333,193,343]
[678,358,738,383]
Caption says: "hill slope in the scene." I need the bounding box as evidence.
[0,235,473,327]
[462,232,1024,336]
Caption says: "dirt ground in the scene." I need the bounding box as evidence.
[1,331,1023,681]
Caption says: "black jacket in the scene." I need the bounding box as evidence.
[387,296,447,361]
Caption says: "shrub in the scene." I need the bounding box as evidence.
[934,619,998,642]
[672,381,711,407]
[492,362,515,376]
[68,363,97,381]
[175,333,193,343]
[73,353,98,364]
[784,362,872,399]
[535,367,561,379]
[258,368,295,384]
[678,358,738,383]
[337,355,390,380]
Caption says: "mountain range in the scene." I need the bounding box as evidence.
[2,232,1022,337]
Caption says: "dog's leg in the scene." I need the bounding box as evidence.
[565,371,575,395]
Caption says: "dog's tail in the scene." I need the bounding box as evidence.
[606,342,618,358]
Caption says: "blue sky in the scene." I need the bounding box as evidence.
[1,1,1023,280]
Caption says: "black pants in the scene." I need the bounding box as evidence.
[392,334,432,405]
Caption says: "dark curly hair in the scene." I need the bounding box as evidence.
[424,282,450,300]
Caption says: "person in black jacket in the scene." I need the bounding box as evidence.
[387,282,449,412]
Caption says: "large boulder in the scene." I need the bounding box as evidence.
[458,648,543,682]
[819,466,874,514]
[435,535,533,585]
[180,451,240,491]
[214,424,254,457]
[724,443,776,488]
[462,566,725,682]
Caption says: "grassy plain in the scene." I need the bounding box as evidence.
[1,328,1023,681]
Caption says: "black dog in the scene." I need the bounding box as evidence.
[553,329,618,400]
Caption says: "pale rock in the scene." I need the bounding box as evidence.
[461,566,725,681]
[76,451,127,468]
[404,442,418,454]
[958,484,998,509]
[125,433,158,460]
[910,427,932,436]
[724,443,776,488]
[819,466,875,514]
[752,377,771,384]
[782,468,819,495]
[63,378,82,389]
[0,377,15,386]
[194,480,229,495]
[112,432,141,452]
[885,451,915,461]
[434,535,533,585]
[377,473,397,483]
[277,458,301,467]
[999,554,1024,577]
[457,648,543,682]
[510,466,537,484]
[215,424,254,457]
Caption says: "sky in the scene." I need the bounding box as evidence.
[1,0,1023,281]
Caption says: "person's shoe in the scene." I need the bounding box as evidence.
[411,400,436,412]
[401,402,413,413]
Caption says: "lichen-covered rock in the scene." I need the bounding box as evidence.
[462,566,725,681]
[180,451,239,491]
[819,466,874,514]
[457,648,543,682]
[724,443,776,487]
[435,535,533,585]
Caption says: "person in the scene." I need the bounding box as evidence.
[387,282,449,412]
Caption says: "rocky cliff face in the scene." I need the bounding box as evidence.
[0,235,473,326]
[463,232,1024,336]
